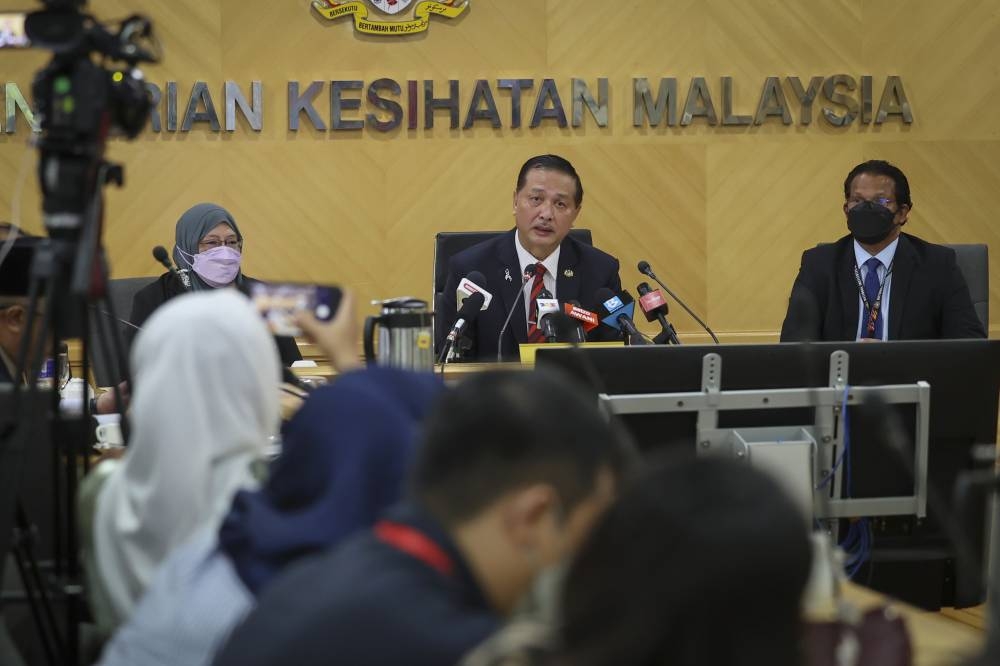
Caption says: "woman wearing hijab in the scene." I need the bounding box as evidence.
[128,202,300,365]
[94,367,444,666]
[83,290,282,633]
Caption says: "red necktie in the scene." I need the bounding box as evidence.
[527,263,547,343]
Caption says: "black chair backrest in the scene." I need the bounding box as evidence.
[432,229,593,307]
[945,244,989,332]
[88,276,157,386]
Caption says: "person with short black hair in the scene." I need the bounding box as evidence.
[780,159,985,341]
[213,369,631,666]
[436,155,623,361]
[462,457,812,666]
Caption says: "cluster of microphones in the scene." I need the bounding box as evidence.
[441,260,719,363]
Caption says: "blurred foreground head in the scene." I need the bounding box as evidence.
[412,368,633,613]
[558,456,812,666]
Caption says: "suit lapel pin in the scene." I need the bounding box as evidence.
[504,268,513,282]
[563,269,574,278]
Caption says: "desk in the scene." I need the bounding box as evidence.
[839,583,985,666]
[291,361,524,384]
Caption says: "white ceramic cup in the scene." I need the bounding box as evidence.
[95,418,123,447]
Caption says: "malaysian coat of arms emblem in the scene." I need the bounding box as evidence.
[312,0,469,36]
[369,0,413,15]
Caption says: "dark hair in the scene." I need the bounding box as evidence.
[411,369,629,526]
[515,155,584,207]
[556,457,812,666]
[843,159,912,208]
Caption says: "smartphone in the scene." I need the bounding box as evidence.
[0,13,31,49]
[250,282,342,338]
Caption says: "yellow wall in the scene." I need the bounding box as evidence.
[2,0,998,339]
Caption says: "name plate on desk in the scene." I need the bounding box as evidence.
[518,341,625,366]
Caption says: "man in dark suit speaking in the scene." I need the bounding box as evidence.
[780,160,985,342]
[436,155,623,361]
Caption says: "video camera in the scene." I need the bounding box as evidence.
[24,0,159,233]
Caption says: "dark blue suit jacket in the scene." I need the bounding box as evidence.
[436,229,623,361]
[780,233,985,342]
[214,503,498,666]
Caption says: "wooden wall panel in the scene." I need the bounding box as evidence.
[1,0,997,338]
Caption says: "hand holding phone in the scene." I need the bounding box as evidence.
[250,282,342,338]
[294,288,362,372]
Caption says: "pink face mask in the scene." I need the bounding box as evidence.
[177,245,242,287]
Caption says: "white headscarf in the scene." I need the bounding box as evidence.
[93,289,280,623]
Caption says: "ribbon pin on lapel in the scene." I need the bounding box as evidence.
[504,268,513,282]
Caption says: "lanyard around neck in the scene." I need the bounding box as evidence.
[375,520,455,578]
[852,261,893,336]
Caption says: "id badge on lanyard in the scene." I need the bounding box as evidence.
[853,262,892,338]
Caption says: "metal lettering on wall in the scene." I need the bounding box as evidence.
[0,76,914,134]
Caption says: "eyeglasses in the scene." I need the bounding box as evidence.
[846,197,896,210]
[198,238,242,250]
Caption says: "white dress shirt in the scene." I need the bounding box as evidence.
[514,231,560,333]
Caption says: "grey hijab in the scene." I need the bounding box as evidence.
[172,203,244,291]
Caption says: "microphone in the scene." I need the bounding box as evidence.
[637,260,719,344]
[439,291,487,364]
[535,291,560,343]
[456,271,493,312]
[637,282,680,345]
[447,271,490,358]
[496,266,534,362]
[562,300,597,343]
[447,292,486,346]
[153,245,190,291]
[594,288,647,346]
[441,271,491,363]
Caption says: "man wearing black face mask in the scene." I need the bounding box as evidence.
[780,160,985,342]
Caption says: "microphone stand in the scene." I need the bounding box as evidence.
[652,327,680,346]
[640,264,719,344]
[497,272,532,363]
[649,311,681,345]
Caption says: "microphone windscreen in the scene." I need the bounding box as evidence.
[563,302,599,331]
[466,270,487,288]
[152,245,169,263]
[594,287,616,305]
[457,291,486,318]
[637,260,651,274]
[639,290,667,313]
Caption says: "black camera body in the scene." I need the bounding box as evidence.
[25,0,157,233]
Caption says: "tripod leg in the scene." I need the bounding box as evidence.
[12,503,65,666]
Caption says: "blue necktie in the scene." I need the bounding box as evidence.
[863,257,883,339]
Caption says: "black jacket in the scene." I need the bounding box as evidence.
[129,272,302,366]
[214,503,499,666]
[436,230,623,361]
[780,233,986,342]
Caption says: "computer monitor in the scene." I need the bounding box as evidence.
[537,340,1000,609]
